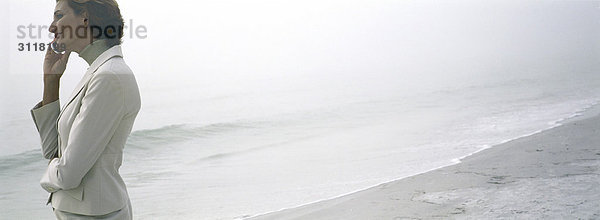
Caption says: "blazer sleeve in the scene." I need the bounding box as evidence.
[41,72,126,191]
[30,99,60,159]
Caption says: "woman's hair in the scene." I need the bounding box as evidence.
[57,0,124,47]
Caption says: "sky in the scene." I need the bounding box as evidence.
[5,0,600,78]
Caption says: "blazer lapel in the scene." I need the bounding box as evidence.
[55,45,124,126]
[55,70,94,123]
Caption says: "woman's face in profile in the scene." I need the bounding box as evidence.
[49,1,87,52]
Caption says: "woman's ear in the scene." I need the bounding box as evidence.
[81,11,89,27]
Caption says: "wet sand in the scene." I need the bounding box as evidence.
[248,114,600,219]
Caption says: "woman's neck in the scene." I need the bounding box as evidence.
[79,39,111,66]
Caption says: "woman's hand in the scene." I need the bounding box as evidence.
[43,43,71,83]
[41,43,71,105]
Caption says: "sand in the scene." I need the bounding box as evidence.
[247,114,600,219]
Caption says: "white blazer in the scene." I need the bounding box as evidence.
[30,45,141,216]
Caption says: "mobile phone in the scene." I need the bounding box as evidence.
[50,39,66,55]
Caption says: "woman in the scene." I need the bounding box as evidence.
[30,0,140,219]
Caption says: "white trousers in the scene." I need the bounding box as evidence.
[53,199,132,220]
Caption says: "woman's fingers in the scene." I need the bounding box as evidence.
[45,42,60,62]
[45,43,53,56]
[43,41,70,77]
[59,51,71,65]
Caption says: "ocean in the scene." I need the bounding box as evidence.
[1,0,599,219]
[3,68,600,219]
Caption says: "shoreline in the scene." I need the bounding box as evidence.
[246,105,600,219]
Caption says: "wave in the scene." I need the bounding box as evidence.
[0,149,43,175]
[125,119,280,150]
[0,119,274,166]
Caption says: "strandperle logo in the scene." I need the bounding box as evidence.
[15,19,147,52]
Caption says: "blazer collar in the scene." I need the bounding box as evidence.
[87,44,123,75]
[56,45,124,124]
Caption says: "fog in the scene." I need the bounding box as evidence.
[1,0,599,153]
[6,0,599,80]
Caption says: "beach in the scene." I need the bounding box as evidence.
[248,112,600,219]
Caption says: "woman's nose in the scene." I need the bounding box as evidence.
[49,24,57,33]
